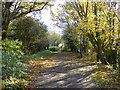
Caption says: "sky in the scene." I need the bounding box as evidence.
[27,0,65,35]
[40,0,65,35]
[27,0,120,35]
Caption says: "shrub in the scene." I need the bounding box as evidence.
[2,39,27,89]
[2,39,24,59]
[2,51,27,79]
[48,46,60,52]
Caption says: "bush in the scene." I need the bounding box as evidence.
[48,46,60,52]
[2,51,27,79]
[2,39,27,89]
[2,39,24,59]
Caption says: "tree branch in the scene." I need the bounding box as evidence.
[12,2,48,20]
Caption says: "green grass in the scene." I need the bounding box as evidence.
[48,46,60,52]
[22,50,51,62]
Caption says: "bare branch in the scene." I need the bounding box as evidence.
[12,2,48,20]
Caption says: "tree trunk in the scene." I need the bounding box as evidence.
[98,50,107,64]
[80,44,82,58]
[2,25,9,40]
[112,50,117,69]
[97,54,100,62]
[119,57,120,75]
[79,34,82,58]
[2,15,11,40]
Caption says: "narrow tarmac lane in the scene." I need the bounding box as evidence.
[30,51,100,88]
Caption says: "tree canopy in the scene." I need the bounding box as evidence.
[9,16,49,54]
[2,1,50,40]
[53,1,120,69]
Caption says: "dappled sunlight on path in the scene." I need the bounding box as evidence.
[29,51,100,88]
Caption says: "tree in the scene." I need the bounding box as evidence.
[63,25,79,52]
[9,16,49,54]
[72,1,119,65]
[53,1,89,55]
[48,31,62,46]
[2,2,50,40]
[54,0,119,68]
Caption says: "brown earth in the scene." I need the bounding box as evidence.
[28,51,100,88]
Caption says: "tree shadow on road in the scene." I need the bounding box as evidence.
[30,52,100,88]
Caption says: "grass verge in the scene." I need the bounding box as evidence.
[92,64,120,89]
[22,50,51,63]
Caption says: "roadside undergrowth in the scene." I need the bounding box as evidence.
[92,64,120,89]
[24,54,54,88]
[75,53,120,89]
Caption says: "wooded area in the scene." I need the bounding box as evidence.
[54,1,120,70]
[1,0,120,89]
